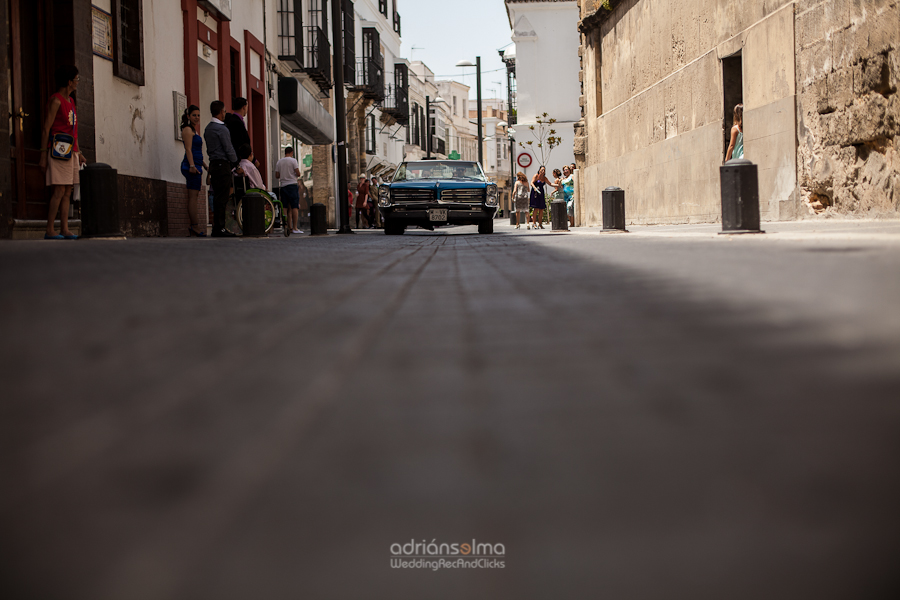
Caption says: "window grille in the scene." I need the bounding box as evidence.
[113,0,144,85]
[277,0,303,68]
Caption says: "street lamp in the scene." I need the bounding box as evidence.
[456,57,483,168]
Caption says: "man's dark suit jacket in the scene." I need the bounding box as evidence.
[224,112,251,153]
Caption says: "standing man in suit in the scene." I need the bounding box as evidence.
[224,98,255,165]
[204,100,243,237]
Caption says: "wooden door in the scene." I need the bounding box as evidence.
[9,0,51,219]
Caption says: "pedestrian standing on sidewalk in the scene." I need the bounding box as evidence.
[204,100,243,237]
[529,166,555,229]
[725,103,744,163]
[180,105,208,236]
[369,177,381,228]
[356,176,370,228]
[275,147,302,234]
[224,98,253,162]
[560,165,575,228]
[38,65,86,240]
[512,172,530,229]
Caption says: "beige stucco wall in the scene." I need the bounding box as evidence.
[578,0,799,225]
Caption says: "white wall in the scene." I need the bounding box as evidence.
[507,1,580,124]
[92,0,269,185]
[507,0,579,180]
[92,0,186,183]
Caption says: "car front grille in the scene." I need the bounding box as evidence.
[391,189,436,203]
[439,189,484,203]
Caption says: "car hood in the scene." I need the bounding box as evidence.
[388,180,489,190]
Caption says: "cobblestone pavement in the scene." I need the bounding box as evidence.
[2,221,899,599]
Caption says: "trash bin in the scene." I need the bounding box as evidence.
[550,200,568,231]
[601,186,627,231]
[510,209,518,225]
[241,192,267,237]
[310,203,327,235]
[80,163,124,238]
[719,158,764,234]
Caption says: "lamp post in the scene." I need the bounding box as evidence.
[331,0,351,234]
[455,57,483,167]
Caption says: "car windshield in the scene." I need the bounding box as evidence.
[392,161,486,182]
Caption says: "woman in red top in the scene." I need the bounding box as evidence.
[38,65,86,239]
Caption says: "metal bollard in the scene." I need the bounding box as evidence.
[241,192,267,237]
[80,163,125,238]
[550,200,568,230]
[310,203,327,235]
[719,158,764,234]
[601,186,627,231]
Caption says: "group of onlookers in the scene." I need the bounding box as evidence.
[354,175,380,229]
[178,98,307,236]
[512,162,577,230]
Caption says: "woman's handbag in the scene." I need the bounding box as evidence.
[50,133,75,160]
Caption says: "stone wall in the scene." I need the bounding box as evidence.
[576,0,900,225]
[796,0,900,216]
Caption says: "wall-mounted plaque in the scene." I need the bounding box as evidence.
[91,6,113,61]
[173,91,187,141]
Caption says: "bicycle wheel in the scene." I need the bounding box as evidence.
[236,196,276,234]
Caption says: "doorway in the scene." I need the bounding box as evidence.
[722,53,743,159]
[9,0,52,219]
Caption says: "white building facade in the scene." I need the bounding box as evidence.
[505,0,580,181]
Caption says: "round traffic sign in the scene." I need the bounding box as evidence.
[517,152,532,169]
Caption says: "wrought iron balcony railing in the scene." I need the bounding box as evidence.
[355,58,384,102]
[303,26,332,90]
[382,84,409,126]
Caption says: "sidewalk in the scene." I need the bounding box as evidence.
[496,218,900,244]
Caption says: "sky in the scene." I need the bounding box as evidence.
[397,0,514,101]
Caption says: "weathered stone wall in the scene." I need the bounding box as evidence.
[796,0,900,216]
[577,0,899,225]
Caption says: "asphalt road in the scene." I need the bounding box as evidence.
[2,221,899,599]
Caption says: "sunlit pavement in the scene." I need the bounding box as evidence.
[2,219,899,599]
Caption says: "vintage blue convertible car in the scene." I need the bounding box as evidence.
[378,160,499,235]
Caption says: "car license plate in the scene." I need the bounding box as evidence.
[428,209,447,222]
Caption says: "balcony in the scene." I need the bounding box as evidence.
[303,26,332,91]
[383,64,409,125]
[383,85,409,126]
[355,58,384,102]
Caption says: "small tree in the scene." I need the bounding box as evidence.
[518,112,562,168]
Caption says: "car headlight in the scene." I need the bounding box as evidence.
[485,184,498,207]
[379,186,391,207]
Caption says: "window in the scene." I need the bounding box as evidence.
[462,99,467,118]
[230,48,241,100]
[365,114,376,154]
[112,0,144,85]
[277,0,303,68]
[503,144,507,159]
[496,142,501,161]
[379,0,387,16]
[453,96,457,116]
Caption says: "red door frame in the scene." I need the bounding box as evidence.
[244,30,267,185]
